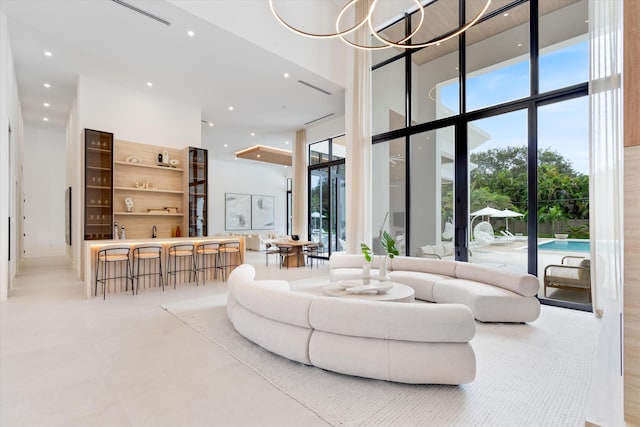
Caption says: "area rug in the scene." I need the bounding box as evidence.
[163,295,600,426]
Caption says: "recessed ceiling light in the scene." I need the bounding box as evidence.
[224,144,228,147]
[585,19,589,23]
[187,30,195,37]
[146,82,153,87]
[503,12,509,17]
[43,117,49,121]
[228,106,234,111]
[284,73,290,78]
[256,154,261,158]
[284,141,289,145]
[43,102,50,107]
[250,132,255,136]
[517,43,522,47]
[436,42,441,46]
[44,51,52,57]
[43,83,50,88]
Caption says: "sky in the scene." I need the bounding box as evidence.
[440,40,589,174]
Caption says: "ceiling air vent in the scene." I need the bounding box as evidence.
[111,0,171,26]
[297,80,332,96]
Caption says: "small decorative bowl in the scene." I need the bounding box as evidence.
[169,159,180,167]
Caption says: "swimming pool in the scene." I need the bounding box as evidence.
[538,240,590,253]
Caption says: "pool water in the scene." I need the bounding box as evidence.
[538,240,590,253]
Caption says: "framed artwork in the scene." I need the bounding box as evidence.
[225,193,251,230]
[65,187,72,245]
[251,195,275,230]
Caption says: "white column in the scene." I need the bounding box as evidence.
[345,0,372,253]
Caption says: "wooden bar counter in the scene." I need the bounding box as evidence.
[83,236,245,298]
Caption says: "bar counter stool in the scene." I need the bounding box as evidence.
[304,242,319,269]
[217,240,242,281]
[167,243,197,289]
[95,247,133,300]
[132,245,163,294]
[195,241,219,285]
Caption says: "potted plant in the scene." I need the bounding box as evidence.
[361,231,399,282]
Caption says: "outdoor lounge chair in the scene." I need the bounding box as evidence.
[473,221,509,245]
[543,256,591,302]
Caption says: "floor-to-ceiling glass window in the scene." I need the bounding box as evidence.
[371,0,589,311]
[409,126,455,258]
[372,138,405,254]
[468,110,528,273]
[308,136,345,258]
[537,96,590,306]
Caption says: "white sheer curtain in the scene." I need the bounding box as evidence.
[586,0,624,425]
[345,0,372,253]
[293,129,307,237]
[589,0,624,315]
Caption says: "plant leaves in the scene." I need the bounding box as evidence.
[360,242,372,262]
[381,231,399,258]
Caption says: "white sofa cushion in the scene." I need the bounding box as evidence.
[309,332,476,385]
[228,295,312,365]
[391,256,457,276]
[454,262,539,297]
[228,264,314,328]
[309,297,475,343]
[433,279,541,323]
[388,270,451,301]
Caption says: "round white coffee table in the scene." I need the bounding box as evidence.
[323,281,415,303]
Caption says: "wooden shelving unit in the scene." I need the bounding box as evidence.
[113,140,188,239]
[84,129,114,240]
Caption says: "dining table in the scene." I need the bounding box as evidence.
[273,240,314,267]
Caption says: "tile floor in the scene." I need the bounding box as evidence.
[0,251,331,427]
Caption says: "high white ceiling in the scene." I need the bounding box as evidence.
[0,0,346,161]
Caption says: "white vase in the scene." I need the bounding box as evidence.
[378,257,389,282]
[362,263,371,278]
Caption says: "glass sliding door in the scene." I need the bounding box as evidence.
[372,138,406,255]
[468,110,528,273]
[409,126,455,258]
[537,97,591,308]
[330,164,346,254]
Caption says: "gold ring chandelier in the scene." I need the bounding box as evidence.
[269,0,492,50]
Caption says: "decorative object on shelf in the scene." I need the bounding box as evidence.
[360,231,399,282]
[169,159,180,167]
[152,225,157,238]
[124,197,134,212]
[158,153,163,163]
[135,182,146,189]
[114,222,119,240]
[268,0,491,51]
[162,150,169,165]
[121,225,126,240]
[164,207,178,213]
[125,155,142,164]
[175,223,181,237]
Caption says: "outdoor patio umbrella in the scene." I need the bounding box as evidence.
[491,208,524,232]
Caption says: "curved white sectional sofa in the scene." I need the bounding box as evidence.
[226,264,477,385]
[330,254,541,323]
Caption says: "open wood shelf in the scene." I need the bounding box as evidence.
[114,186,184,195]
[114,212,184,216]
[114,160,184,172]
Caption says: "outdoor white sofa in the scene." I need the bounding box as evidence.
[330,254,541,323]
[226,264,477,385]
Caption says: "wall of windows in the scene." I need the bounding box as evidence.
[371,0,589,310]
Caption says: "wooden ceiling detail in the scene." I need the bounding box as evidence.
[376,0,581,66]
[235,145,292,166]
